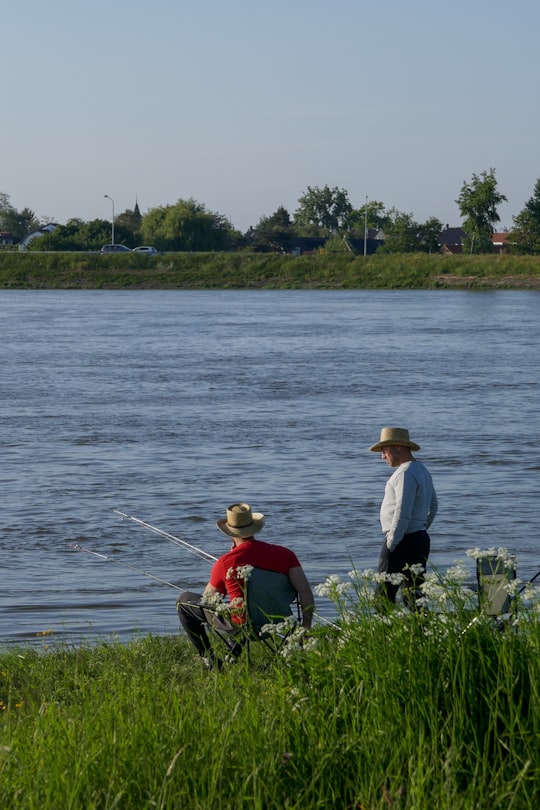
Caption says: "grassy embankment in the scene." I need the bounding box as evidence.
[1,562,538,809]
[1,251,540,289]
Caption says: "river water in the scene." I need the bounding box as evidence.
[1,289,539,647]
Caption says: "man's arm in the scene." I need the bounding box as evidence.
[386,469,417,550]
[427,486,438,529]
[288,566,315,628]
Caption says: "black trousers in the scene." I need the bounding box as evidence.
[375,530,430,609]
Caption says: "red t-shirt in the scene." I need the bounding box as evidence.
[209,538,300,613]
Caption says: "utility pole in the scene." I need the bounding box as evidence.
[104,195,115,245]
[363,195,368,256]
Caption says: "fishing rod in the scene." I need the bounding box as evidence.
[114,510,218,563]
[517,567,540,595]
[68,543,186,591]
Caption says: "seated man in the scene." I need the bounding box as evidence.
[176,503,314,667]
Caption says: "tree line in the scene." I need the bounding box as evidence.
[2,169,540,255]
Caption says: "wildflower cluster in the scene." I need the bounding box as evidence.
[226,564,254,581]
[235,564,254,580]
[314,574,353,601]
[201,590,232,617]
[260,615,297,637]
[466,546,517,569]
[257,616,317,660]
[313,549,526,620]
[202,586,247,624]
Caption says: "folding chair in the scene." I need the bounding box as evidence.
[476,553,516,623]
[207,567,301,662]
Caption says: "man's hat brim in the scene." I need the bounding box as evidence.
[216,514,265,538]
[369,439,420,452]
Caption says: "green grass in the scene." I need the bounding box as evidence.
[1,561,539,809]
[1,251,540,289]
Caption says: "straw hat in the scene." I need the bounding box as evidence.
[216,503,265,538]
[369,427,420,452]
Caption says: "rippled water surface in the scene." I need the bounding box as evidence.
[1,289,539,645]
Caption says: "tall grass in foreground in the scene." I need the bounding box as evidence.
[1,554,538,809]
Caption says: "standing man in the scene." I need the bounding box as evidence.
[369,427,437,609]
[177,503,314,668]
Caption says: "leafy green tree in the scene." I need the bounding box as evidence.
[0,192,12,227]
[116,205,143,245]
[27,218,112,251]
[294,185,352,234]
[141,198,239,251]
[1,206,41,240]
[348,200,390,236]
[0,192,42,241]
[378,211,443,254]
[456,168,507,254]
[252,206,294,253]
[510,178,540,254]
[418,216,444,254]
[378,211,419,253]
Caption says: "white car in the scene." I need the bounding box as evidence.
[100,244,132,254]
[133,246,158,255]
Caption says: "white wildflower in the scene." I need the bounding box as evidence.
[520,583,540,605]
[214,600,235,616]
[444,562,469,583]
[404,563,425,576]
[235,564,254,580]
[229,597,244,610]
[314,575,352,599]
[279,626,308,659]
[357,568,377,581]
[466,547,517,569]
[373,572,405,586]
[504,579,523,597]
[419,576,447,605]
[302,636,318,652]
[202,591,225,609]
[260,615,297,636]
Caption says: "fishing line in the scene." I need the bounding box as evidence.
[68,543,187,591]
[114,510,218,562]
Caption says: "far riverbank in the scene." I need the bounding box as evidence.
[1,251,540,290]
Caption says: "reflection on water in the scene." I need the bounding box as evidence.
[1,289,539,645]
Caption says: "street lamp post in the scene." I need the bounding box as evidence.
[104,194,115,245]
[363,195,368,257]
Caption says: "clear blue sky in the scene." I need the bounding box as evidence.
[3,0,539,232]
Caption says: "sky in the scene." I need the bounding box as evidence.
[2,0,540,233]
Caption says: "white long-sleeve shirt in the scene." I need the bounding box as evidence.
[380,459,438,551]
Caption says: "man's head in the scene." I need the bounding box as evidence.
[379,444,413,467]
[216,503,265,539]
[369,427,419,467]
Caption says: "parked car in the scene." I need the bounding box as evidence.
[133,246,158,255]
[100,244,132,254]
